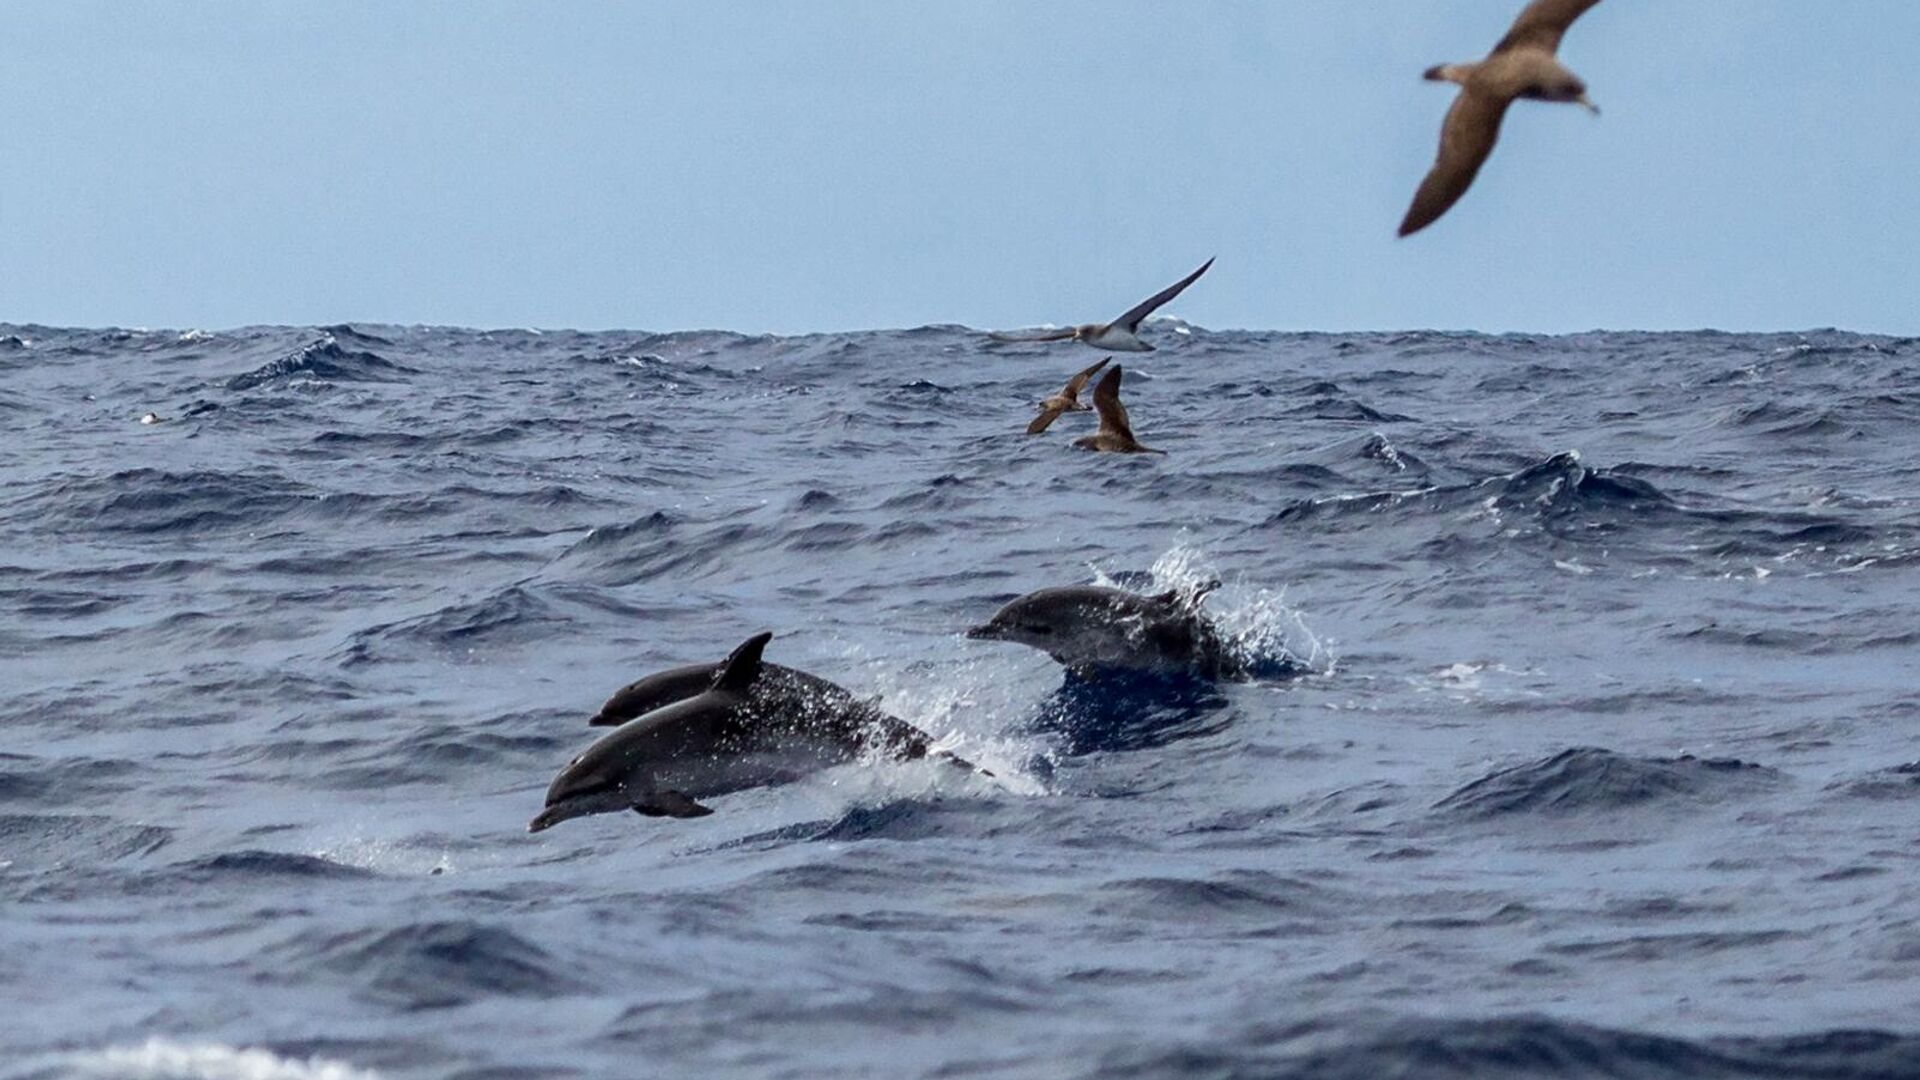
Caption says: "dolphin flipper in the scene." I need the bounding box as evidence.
[634,791,715,818]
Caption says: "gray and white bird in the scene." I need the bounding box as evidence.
[992,258,1214,352]
[1399,0,1605,237]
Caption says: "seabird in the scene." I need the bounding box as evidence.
[1073,365,1164,455]
[1026,357,1111,435]
[1399,0,1604,237]
[993,258,1214,353]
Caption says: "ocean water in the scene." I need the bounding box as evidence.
[4,321,1920,1079]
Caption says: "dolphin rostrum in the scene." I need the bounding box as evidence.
[966,580,1243,680]
[991,258,1214,353]
[530,632,975,832]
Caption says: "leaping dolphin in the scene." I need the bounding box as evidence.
[966,581,1242,680]
[531,633,977,832]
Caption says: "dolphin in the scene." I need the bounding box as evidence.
[965,580,1244,680]
[590,657,877,729]
[531,632,975,832]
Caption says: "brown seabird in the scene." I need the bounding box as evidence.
[1026,357,1111,435]
[1399,0,1604,237]
[1073,365,1164,455]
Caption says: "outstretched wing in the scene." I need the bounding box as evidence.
[1090,365,1136,440]
[1398,88,1512,237]
[1026,404,1068,435]
[1493,0,1603,55]
[989,327,1078,344]
[1110,257,1215,332]
[1062,356,1111,399]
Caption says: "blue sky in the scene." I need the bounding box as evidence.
[3,2,1915,334]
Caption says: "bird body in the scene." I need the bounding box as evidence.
[1399,0,1603,237]
[992,258,1214,353]
[1027,357,1111,435]
[1072,365,1164,455]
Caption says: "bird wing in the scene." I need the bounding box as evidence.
[1091,366,1137,440]
[1110,257,1215,332]
[1493,0,1602,55]
[1398,87,1512,237]
[1026,405,1068,435]
[1062,356,1111,399]
[989,327,1078,343]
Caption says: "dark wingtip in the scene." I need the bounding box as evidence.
[1422,64,1447,81]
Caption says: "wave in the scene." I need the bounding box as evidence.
[270,920,583,1010]
[44,1038,382,1080]
[0,755,141,808]
[225,336,417,391]
[0,813,172,871]
[1829,763,1920,800]
[1433,748,1782,821]
[1095,1015,1920,1080]
[32,469,311,537]
[164,850,375,884]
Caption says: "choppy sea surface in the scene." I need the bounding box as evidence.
[4,320,1920,1079]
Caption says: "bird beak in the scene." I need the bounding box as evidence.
[1577,94,1600,116]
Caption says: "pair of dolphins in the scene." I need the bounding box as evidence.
[530,579,1238,833]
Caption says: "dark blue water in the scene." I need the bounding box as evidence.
[5,321,1920,1079]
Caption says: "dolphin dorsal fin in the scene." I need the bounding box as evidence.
[711,631,773,693]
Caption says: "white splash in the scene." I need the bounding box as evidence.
[65,1039,380,1080]
[1125,540,1335,675]
[310,834,453,876]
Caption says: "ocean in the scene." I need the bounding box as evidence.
[4,321,1919,1079]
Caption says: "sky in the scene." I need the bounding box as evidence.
[2,1,1916,334]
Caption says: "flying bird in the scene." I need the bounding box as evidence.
[992,258,1214,352]
[1073,365,1164,455]
[1026,357,1111,435]
[1399,0,1604,237]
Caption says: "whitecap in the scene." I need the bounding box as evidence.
[63,1038,380,1080]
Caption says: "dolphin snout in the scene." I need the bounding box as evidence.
[527,805,567,833]
[965,623,1000,640]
